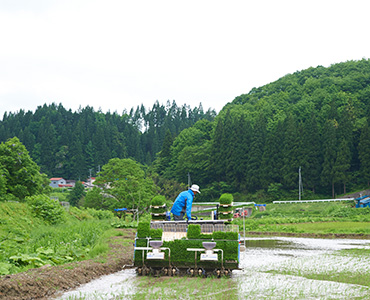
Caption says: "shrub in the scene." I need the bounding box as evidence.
[69,207,94,220]
[26,195,66,225]
[85,208,114,219]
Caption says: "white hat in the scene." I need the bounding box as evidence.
[190,184,201,194]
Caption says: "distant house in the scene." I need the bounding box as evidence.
[65,180,76,188]
[84,177,96,189]
[49,178,66,188]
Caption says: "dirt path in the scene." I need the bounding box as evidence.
[0,228,136,300]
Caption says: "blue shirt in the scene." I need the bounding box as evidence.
[170,189,195,220]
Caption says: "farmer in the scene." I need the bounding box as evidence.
[170,184,201,221]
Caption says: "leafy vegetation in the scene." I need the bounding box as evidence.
[26,194,67,224]
[0,137,50,201]
[0,201,117,275]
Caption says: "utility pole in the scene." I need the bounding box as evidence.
[89,169,92,184]
[299,166,303,200]
[187,172,191,189]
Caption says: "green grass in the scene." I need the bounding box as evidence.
[0,201,119,275]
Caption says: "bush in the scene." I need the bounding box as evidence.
[85,208,114,219]
[69,207,94,220]
[26,195,66,225]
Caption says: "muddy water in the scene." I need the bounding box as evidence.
[56,237,370,300]
[56,269,137,299]
[235,237,370,299]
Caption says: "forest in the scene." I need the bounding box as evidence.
[2,59,370,202]
[0,101,215,180]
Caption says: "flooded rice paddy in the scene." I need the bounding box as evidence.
[56,237,370,300]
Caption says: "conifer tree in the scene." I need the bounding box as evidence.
[261,119,284,187]
[281,114,301,189]
[333,138,351,194]
[246,113,266,191]
[157,129,173,175]
[358,121,370,186]
[301,114,322,193]
[321,120,338,197]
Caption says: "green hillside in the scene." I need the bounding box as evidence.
[158,59,370,199]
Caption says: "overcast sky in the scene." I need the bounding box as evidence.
[0,0,369,117]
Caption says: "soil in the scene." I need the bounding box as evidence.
[0,228,136,300]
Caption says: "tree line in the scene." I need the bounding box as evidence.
[0,101,216,181]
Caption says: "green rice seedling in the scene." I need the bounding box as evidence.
[278,221,370,234]
[131,276,238,300]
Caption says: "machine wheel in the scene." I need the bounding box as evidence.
[213,269,221,278]
[161,267,169,276]
[142,266,149,276]
[222,269,232,277]
[171,267,179,276]
[187,268,195,276]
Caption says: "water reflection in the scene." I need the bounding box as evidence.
[243,239,294,249]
